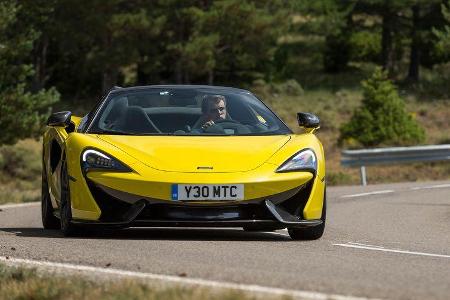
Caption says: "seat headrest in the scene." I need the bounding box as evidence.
[120,106,161,134]
[105,97,128,123]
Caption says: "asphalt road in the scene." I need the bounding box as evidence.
[1,180,449,299]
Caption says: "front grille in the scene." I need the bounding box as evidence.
[278,180,314,218]
[137,203,275,221]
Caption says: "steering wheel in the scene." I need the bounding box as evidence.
[213,119,242,126]
[204,119,250,134]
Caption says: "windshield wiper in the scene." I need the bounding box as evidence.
[91,130,176,136]
[90,129,136,135]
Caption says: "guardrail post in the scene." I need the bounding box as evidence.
[360,166,367,186]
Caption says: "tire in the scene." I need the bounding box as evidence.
[60,161,80,237]
[41,166,60,229]
[288,187,326,241]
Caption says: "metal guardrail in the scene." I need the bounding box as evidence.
[341,144,450,185]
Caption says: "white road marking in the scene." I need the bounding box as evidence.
[0,256,379,300]
[340,190,394,199]
[410,184,450,191]
[0,202,40,209]
[347,242,385,249]
[334,242,450,259]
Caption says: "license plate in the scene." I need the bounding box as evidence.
[171,184,244,201]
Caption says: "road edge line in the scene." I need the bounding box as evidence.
[0,256,379,300]
[340,190,394,198]
[333,243,450,259]
[0,202,40,209]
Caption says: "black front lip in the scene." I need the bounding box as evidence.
[72,218,321,229]
[264,200,323,227]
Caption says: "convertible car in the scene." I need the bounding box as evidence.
[42,85,326,240]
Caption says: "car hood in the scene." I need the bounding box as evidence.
[97,135,291,173]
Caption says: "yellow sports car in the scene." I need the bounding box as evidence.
[42,85,326,239]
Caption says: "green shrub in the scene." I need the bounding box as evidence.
[0,143,41,180]
[326,171,353,186]
[251,79,304,97]
[272,79,304,96]
[339,68,425,147]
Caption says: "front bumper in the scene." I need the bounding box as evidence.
[71,178,323,229]
[70,161,325,221]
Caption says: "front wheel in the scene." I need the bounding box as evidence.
[288,188,326,240]
[60,161,80,237]
[41,166,60,229]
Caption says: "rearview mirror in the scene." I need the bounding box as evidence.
[47,111,72,127]
[297,112,320,128]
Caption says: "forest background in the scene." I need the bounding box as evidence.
[1,0,450,203]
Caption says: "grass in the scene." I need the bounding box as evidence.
[0,263,287,300]
[0,139,42,205]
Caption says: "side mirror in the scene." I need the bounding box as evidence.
[297,112,320,128]
[47,111,72,127]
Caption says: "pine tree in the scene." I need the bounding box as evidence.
[0,1,59,145]
[434,1,450,56]
[339,68,424,147]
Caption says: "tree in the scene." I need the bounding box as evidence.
[203,0,286,84]
[156,0,287,85]
[38,0,165,95]
[433,1,450,57]
[157,0,215,84]
[352,0,409,75]
[0,1,59,146]
[405,1,442,82]
[288,0,355,73]
[321,1,354,73]
[353,0,442,81]
[16,0,59,91]
[339,68,424,147]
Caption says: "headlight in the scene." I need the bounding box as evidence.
[276,149,317,173]
[81,149,132,173]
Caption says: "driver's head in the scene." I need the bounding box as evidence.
[201,95,227,121]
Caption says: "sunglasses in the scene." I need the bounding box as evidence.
[209,106,226,113]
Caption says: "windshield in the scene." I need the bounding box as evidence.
[88,87,292,136]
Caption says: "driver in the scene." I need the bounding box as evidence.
[199,94,228,130]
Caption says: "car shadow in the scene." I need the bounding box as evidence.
[0,227,293,242]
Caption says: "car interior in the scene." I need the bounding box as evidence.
[95,90,278,135]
